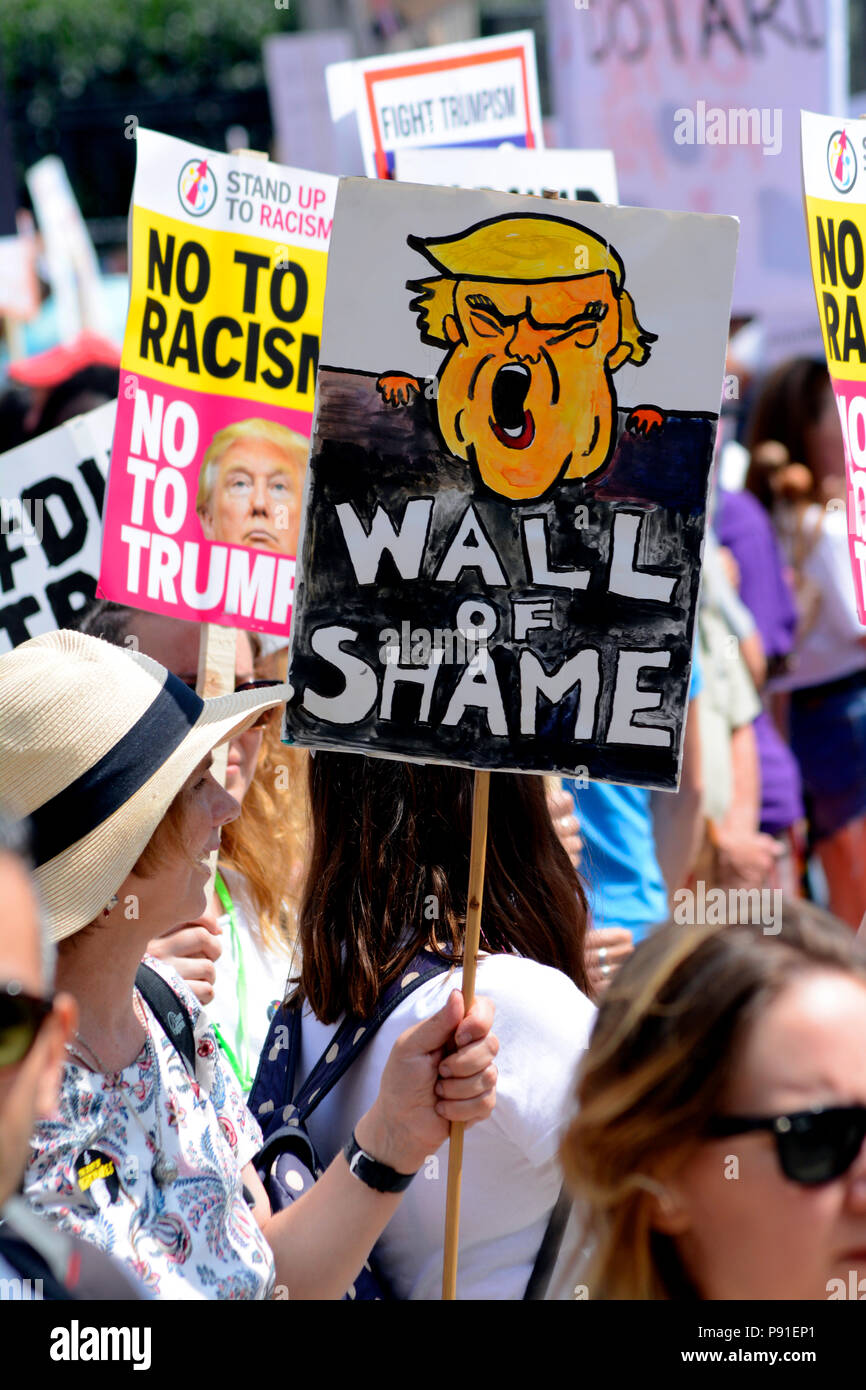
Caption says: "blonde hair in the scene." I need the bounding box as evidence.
[75,602,309,952]
[407,213,655,366]
[560,912,866,1300]
[218,644,309,950]
[197,418,309,515]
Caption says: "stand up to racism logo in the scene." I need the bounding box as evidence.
[178,158,218,217]
[827,129,857,195]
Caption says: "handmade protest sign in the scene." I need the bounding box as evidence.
[395,146,618,205]
[284,179,738,789]
[98,130,336,637]
[802,110,866,626]
[326,31,543,180]
[0,401,115,652]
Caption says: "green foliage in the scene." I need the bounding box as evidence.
[0,0,297,221]
[0,0,293,109]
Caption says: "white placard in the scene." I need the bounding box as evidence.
[0,401,116,651]
[0,235,39,320]
[327,31,544,179]
[396,146,618,205]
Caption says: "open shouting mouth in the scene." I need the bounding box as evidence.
[489,364,535,449]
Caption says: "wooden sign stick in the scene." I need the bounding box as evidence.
[196,622,237,890]
[193,143,270,828]
[444,185,555,1298]
[441,767,491,1300]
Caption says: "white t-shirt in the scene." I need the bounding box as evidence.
[773,505,866,692]
[297,954,596,1300]
[210,869,294,1096]
[25,956,274,1301]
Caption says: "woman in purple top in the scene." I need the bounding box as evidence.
[715,483,806,884]
[744,358,866,927]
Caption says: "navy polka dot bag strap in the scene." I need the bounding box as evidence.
[248,952,453,1300]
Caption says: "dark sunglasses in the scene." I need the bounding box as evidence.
[235,679,284,729]
[0,983,53,1068]
[182,678,283,729]
[708,1106,866,1185]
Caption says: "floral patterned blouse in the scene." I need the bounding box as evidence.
[24,956,274,1300]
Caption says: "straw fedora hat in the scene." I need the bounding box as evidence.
[0,629,290,942]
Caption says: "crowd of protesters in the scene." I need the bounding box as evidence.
[2,278,866,1300]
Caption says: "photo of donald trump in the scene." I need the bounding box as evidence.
[196,418,308,558]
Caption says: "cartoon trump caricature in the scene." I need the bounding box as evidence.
[377,213,664,501]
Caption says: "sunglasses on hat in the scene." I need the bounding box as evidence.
[181,677,283,730]
[0,983,53,1068]
[708,1105,866,1185]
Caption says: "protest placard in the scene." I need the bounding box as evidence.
[97,130,337,638]
[802,110,866,625]
[0,235,38,320]
[284,178,738,789]
[326,31,544,179]
[264,30,359,176]
[26,156,109,341]
[0,401,115,652]
[396,146,618,205]
[547,0,825,323]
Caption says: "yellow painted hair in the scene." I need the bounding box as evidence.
[407,213,653,365]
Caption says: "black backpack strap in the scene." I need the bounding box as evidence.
[135,962,197,1076]
[248,999,302,1126]
[523,1186,572,1301]
[294,953,455,1122]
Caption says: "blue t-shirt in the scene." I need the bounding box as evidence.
[564,658,702,944]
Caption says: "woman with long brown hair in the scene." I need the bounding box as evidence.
[561,905,866,1299]
[277,752,595,1300]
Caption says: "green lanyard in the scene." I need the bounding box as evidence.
[211,871,254,1094]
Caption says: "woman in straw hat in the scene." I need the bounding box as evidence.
[0,631,498,1300]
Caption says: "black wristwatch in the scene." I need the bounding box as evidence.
[342,1131,417,1193]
